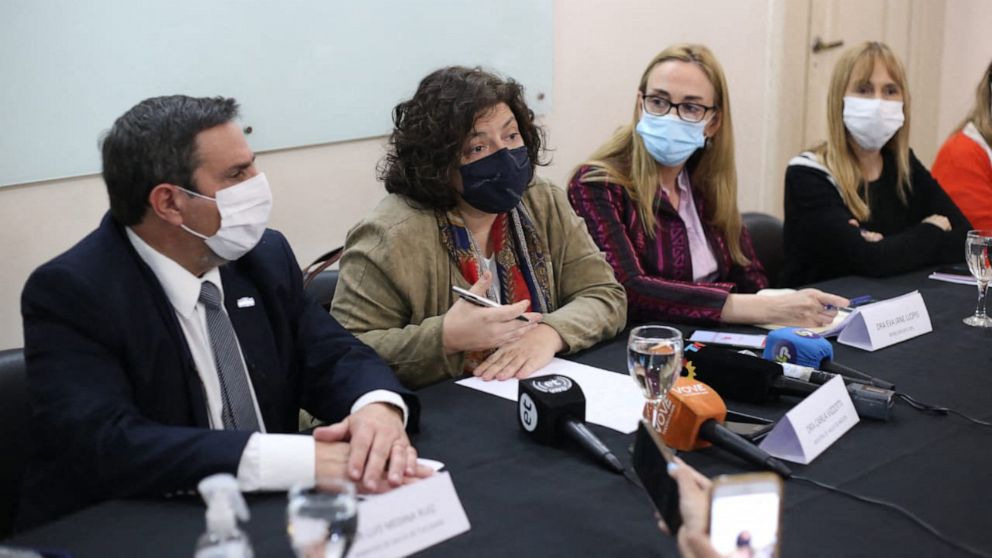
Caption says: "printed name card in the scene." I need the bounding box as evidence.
[837,291,932,351]
[349,472,470,558]
[759,376,859,464]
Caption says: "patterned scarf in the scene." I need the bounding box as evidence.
[437,206,554,371]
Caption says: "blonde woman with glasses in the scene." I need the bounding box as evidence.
[569,44,847,327]
[783,42,970,286]
[932,60,992,230]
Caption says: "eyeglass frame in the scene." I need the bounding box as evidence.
[639,92,717,123]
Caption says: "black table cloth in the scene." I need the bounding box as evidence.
[7,269,992,557]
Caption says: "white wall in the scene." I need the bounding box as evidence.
[936,0,992,151]
[0,0,984,349]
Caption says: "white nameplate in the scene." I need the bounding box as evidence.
[349,472,470,558]
[836,291,932,351]
[236,296,255,308]
[759,376,859,464]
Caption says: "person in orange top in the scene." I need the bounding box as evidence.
[933,60,992,229]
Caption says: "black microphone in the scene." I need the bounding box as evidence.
[518,375,624,474]
[685,345,894,421]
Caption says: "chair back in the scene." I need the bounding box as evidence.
[742,212,784,288]
[306,269,340,312]
[0,348,28,537]
[303,247,343,312]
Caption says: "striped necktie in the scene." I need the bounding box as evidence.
[198,281,260,431]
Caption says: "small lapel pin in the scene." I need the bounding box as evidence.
[236,297,256,308]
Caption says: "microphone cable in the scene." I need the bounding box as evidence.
[894,392,992,427]
[822,359,992,427]
[791,474,992,558]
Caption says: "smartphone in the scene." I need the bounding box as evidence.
[708,472,784,558]
[451,286,529,322]
[631,419,681,532]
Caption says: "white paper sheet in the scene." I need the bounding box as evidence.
[928,272,977,286]
[455,358,644,433]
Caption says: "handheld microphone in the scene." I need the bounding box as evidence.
[686,345,894,421]
[518,375,624,474]
[655,376,791,478]
[763,327,895,390]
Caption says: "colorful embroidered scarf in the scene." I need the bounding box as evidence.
[437,206,554,371]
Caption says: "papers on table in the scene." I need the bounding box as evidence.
[456,358,643,434]
[928,272,977,286]
[754,288,853,336]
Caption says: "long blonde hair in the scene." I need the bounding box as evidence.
[957,59,992,145]
[813,42,912,222]
[575,44,747,266]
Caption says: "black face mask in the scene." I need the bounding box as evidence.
[458,146,533,214]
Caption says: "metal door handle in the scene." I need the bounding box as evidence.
[812,36,845,53]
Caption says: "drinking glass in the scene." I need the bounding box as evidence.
[963,230,992,328]
[628,325,683,429]
[287,478,358,558]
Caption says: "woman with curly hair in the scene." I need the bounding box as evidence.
[331,66,627,389]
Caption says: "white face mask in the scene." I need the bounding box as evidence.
[842,96,905,151]
[179,172,273,261]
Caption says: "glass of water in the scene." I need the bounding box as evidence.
[287,478,358,558]
[964,230,992,328]
[628,325,683,429]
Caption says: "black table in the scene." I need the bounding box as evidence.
[7,269,992,557]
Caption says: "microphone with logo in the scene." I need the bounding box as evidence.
[763,327,895,390]
[686,344,894,421]
[655,376,792,478]
[518,375,624,474]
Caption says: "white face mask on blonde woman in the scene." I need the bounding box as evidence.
[842,97,904,151]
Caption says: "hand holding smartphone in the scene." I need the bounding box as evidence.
[451,286,530,322]
[709,473,783,558]
[633,419,783,557]
[632,420,682,532]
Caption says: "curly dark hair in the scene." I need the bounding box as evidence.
[378,66,548,210]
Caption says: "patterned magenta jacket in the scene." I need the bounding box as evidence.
[568,165,767,325]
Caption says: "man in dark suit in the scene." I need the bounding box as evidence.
[19,95,428,528]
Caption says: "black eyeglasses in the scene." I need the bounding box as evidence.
[641,94,716,123]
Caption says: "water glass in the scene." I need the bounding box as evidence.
[287,478,358,558]
[963,230,992,328]
[627,325,683,429]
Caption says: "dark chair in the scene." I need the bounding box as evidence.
[0,348,28,537]
[305,268,340,312]
[742,212,784,288]
[302,246,343,312]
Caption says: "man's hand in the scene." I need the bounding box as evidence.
[314,441,350,487]
[472,324,565,381]
[313,403,430,493]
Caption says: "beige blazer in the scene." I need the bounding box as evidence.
[331,177,627,389]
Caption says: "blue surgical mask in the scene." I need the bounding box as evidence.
[458,146,533,214]
[636,113,707,167]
